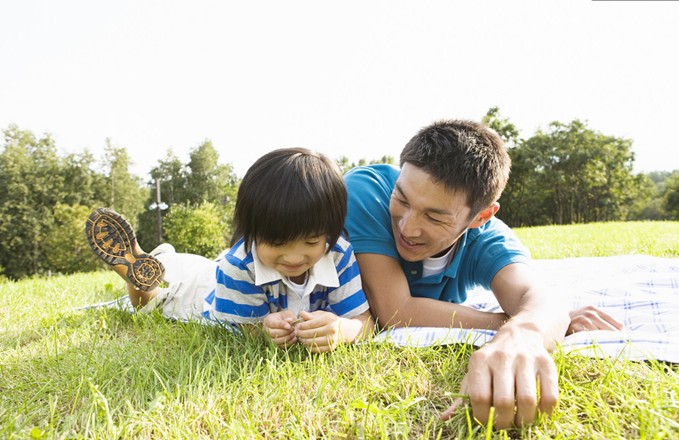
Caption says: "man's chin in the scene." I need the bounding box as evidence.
[396,245,424,262]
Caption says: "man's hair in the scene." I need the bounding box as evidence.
[232,147,347,252]
[399,119,511,216]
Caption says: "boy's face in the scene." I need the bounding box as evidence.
[389,163,477,262]
[256,235,327,283]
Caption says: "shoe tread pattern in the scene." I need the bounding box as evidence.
[85,208,164,291]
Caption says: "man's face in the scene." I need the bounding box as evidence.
[389,163,476,262]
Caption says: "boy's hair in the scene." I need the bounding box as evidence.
[232,147,347,252]
[399,119,511,216]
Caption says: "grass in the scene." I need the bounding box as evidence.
[514,220,679,259]
[1,221,678,439]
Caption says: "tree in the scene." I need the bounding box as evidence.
[137,141,239,250]
[43,203,101,273]
[663,171,679,220]
[336,155,395,175]
[500,120,642,226]
[0,126,64,278]
[482,106,520,148]
[185,140,237,205]
[163,202,229,258]
[102,139,145,227]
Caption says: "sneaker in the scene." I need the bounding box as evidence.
[85,208,165,291]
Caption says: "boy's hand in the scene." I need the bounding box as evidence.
[262,310,298,349]
[294,310,342,353]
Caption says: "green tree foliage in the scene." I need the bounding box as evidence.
[482,106,520,148]
[500,119,642,226]
[336,155,395,175]
[0,126,64,278]
[43,203,101,273]
[136,141,239,251]
[0,126,145,279]
[102,139,145,227]
[663,171,679,220]
[163,202,229,258]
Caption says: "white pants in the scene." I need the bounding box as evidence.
[139,247,219,322]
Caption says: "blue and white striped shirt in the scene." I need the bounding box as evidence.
[206,235,369,324]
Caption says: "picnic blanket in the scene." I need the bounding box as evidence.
[80,255,679,363]
[374,255,679,363]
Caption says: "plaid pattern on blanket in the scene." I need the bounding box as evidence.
[374,255,679,363]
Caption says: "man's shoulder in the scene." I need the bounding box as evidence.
[465,217,529,257]
[344,164,400,188]
[469,217,513,239]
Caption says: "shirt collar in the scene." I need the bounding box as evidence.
[251,242,339,289]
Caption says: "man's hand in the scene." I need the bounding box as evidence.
[262,310,298,349]
[567,305,623,334]
[440,327,559,429]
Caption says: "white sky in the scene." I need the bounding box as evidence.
[1,0,678,179]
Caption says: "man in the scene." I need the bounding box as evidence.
[344,119,619,429]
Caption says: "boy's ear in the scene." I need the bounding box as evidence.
[469,202,500,228]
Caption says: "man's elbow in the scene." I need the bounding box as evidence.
[368,297,412,330]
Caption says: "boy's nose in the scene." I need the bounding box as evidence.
[284,253,305,265]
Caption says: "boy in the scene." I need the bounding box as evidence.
[87,148,373,352]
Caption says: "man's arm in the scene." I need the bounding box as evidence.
[357,253,508,330]
[442,262,570,428]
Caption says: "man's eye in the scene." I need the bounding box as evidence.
[426,215,442,223]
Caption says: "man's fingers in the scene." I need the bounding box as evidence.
[440,376,468,421]
[536,359,559,416]
[440,397,464,421]
[569,306,624,333]
[597,309,624,330]
[513,361,538,427]
[466,354,493,426]
[489,363,516,429]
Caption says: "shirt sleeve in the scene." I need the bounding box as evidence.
[209,246,271,324]
[325,237,370,318]
[344,164,400,259]
[464,218,531,291]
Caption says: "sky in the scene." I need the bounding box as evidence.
[1,0,678,179]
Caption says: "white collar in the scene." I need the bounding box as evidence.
[251,242,340,290]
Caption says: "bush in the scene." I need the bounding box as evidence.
[163,202,229,258]
[44,203,101,274]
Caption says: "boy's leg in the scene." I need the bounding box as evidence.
[86,208,165,307]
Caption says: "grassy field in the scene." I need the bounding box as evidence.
[1,221,678,439]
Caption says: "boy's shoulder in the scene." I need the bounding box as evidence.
[219,239,255,270]
[328,235,357,266]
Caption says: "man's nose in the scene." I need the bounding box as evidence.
[399,210,421,237]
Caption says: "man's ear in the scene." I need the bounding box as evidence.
[469,202,500,228]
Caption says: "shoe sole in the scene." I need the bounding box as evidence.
[85,208,164,291]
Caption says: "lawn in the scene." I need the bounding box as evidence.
[1,221,678,439]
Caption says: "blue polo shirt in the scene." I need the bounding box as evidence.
[344,164,530,304]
